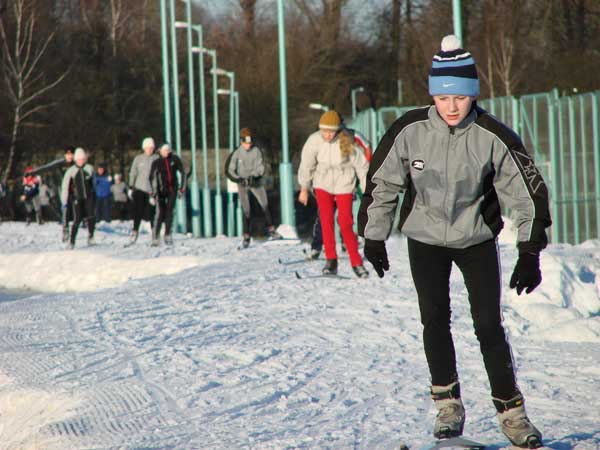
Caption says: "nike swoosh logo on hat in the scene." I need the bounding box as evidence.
[442,83,456,88]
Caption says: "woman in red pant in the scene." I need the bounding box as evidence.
[298,110,370,278]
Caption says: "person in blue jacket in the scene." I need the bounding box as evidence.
[95,163,112,222]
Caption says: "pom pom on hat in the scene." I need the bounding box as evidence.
[441,34,461,52]
[319,110,342,130]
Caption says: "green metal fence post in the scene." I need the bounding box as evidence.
[592,92,600,239]
[169,0,187,233]
[580,95,590,241]
[226,73,236,237]
[547,89,561,243]
[209,51,224,236]
[234,92,243,237]
[567,97,580,244]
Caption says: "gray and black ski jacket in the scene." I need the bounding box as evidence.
[129,153,159,194]
[225,145,265,184]
[358,105,551,253]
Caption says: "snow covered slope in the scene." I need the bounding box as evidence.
[0,221,597,449]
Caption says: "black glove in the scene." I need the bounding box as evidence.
[363,239,389,278]
[249,176,262,187]
[509,252,541,295]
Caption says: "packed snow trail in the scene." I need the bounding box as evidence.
[0,222,598,449]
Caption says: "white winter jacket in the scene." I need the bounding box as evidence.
[298,131,368,195]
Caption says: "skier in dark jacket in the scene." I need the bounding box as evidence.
[149,143,186,246]
[95,163,112,222]
[359,35,551,448]
[61,148,96,249]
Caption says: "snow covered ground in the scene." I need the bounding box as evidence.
[0,220,598,450]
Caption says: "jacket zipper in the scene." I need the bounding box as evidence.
[443,127,455,246]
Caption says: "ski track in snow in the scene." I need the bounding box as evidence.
[0,221,598,449]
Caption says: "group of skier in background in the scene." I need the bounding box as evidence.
[8,34,553,448]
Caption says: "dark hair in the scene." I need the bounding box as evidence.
[65,145,75,153]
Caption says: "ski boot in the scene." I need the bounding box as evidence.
[352,265,369,278]
[129,230,139,245]
[241,234,251,249]
[62,228,69,243]
[267,227,282,240]
[151,234,160,247]
[87,236,96,246]
[322,258,338,276]
[431,381,465,439]
[164,234,173,246]
[305,248,321,260]
[66,242,75,250]
[493,394,543,448]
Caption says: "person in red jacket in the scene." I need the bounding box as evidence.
[21,166,42,225]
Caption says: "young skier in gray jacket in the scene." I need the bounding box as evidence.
[225,128,279,247]
[128,137,159,243]
[359,35,551,449]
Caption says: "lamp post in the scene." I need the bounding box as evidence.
[309,103,329,112]
[234,91,243,237]
[174,14,201,238]
[190,29,212,237]
[159,0,172,145]
[276,0,296,232]
[169,0,187,233]
[214,69,236,237]
[351,86,365,119]
[453,0,462,45]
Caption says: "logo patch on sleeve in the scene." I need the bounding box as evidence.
[411,159,425,171]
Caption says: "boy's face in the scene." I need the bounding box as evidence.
[433,95,475,127]
[75,156,86,167]
[159,145,170,158]
[65,152,74,163]
[97,167,105,175]
[320,128,336,143]
[241,141,252,150]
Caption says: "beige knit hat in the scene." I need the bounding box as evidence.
[319,111,341,131]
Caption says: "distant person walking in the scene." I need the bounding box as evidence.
[61,148,96,249]
[21,166,42,225]
[225,128,280,248]
[128,137,159,244]
[95,163,112,223]
[149,143,186,246]
[111,174,128,221]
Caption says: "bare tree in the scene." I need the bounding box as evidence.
[0,0,68,183]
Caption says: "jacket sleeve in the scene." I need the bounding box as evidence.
[492,137,552,253]
[297,135,318,190]
[225,150,242,183]
[129,156,138,189]
[60,168,72,205]
[351,145,369,193]
[254,148,265,177]
[149,159,158,194]
[175,156,187,190]
[358,123,409,240]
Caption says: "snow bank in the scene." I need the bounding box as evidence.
[0,372,79,450]
[0,251,206,293]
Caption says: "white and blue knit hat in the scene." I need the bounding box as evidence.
[429,35,479,97]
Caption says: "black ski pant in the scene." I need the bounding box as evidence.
[407,237,519,401]
[62,202,72,235]
[238,185,272,235]
[132,190,155,232]
[113,201,128,221]
[153,192,177,237]
[70,197,95,244]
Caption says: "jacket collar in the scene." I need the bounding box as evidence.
[428,104,478,136]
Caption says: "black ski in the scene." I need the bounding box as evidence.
[294,270,351,280]
[278,256,318,266]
